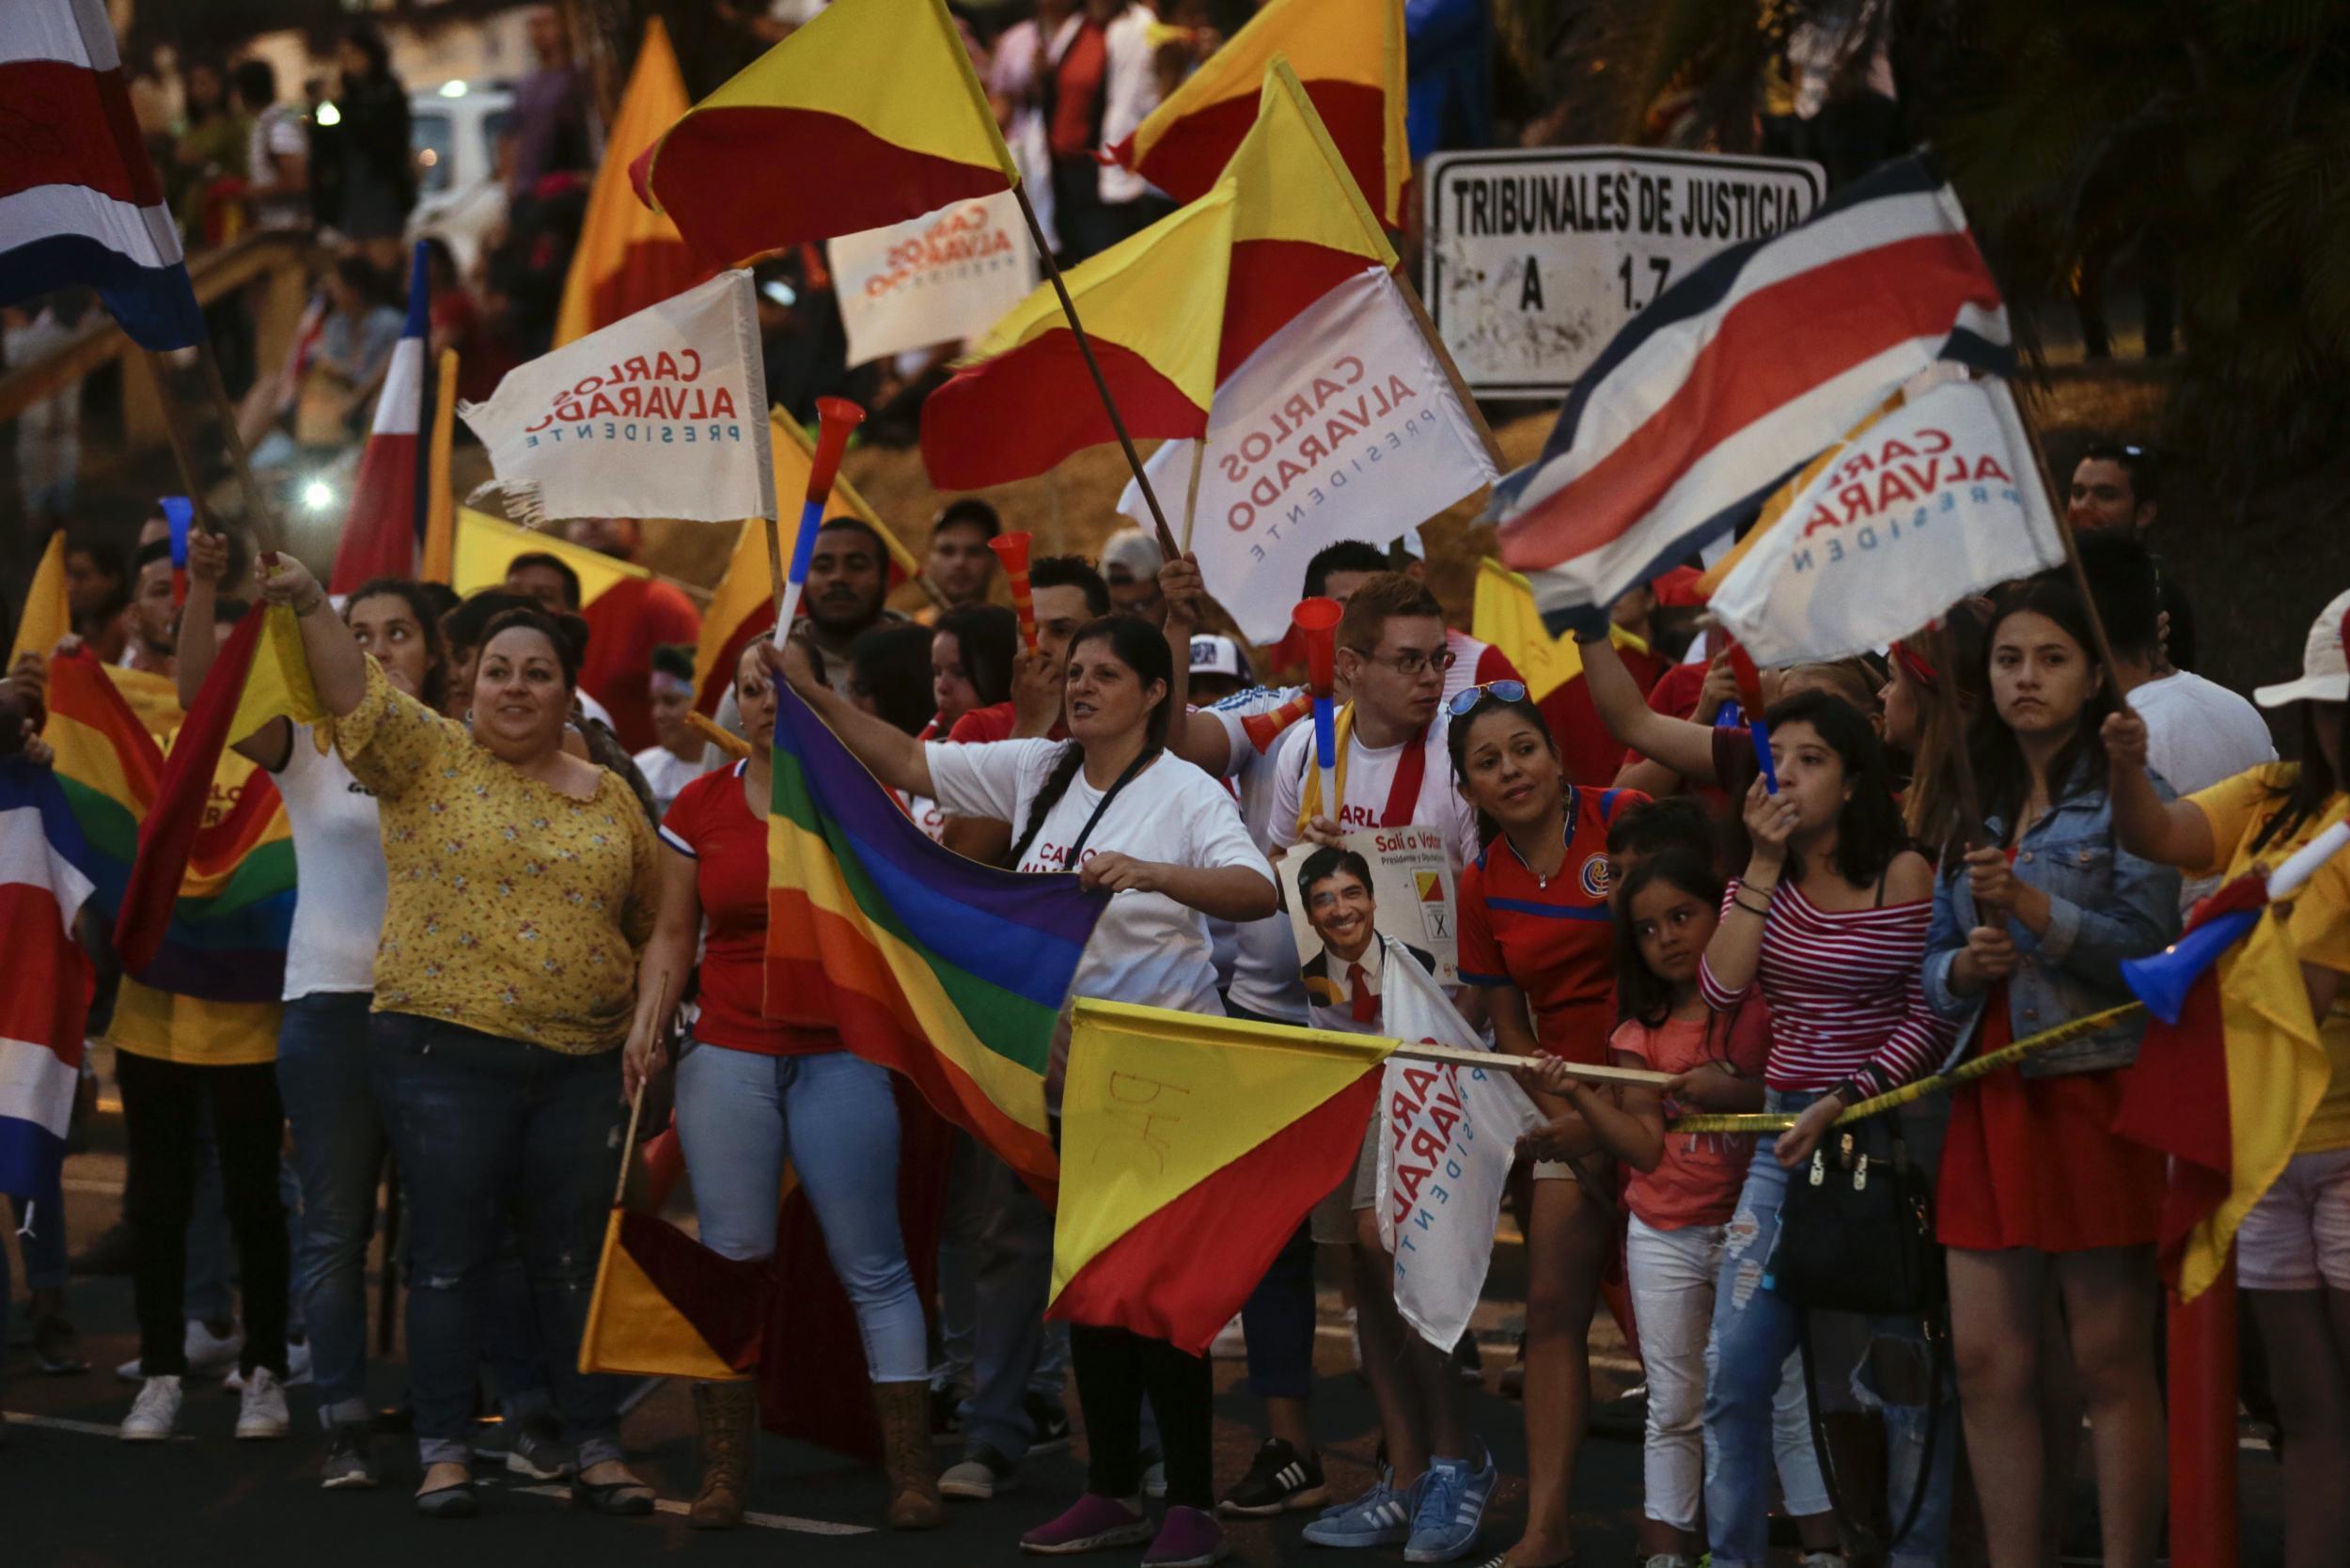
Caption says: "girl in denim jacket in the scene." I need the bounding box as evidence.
[1921,574,2180,1568]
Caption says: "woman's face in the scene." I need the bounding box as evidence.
[1628,878,1718,988]
[1879,660,1924,753]
[735,643,777,741]
[1989,609,2095,742]
[932,631,979,730]
[348,592,431,699]
[186,65,223,112]
[1769,718,1852,839]
[472,628,572,760]
[1063,638,1160,745]
[1455,707,1562,832]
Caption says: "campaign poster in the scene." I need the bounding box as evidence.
[1276,824,1459,1032]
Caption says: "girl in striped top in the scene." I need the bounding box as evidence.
[1694,690,1961,1568]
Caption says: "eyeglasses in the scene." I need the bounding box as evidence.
[1349,647,1458,677]
[1446,680,1528,715]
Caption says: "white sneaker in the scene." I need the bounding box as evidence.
[227,1340,312,1391]
[236,1367,290,1439]
[121,1375,183,1440]
[116,1320,244,1383]
[1209,1315,1248,1359]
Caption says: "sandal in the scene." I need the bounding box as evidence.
[571,1472,657,1516]
[413,1480,478,1519]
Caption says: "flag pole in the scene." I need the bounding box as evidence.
[195,339,282,552]
[1389,1038,1672,1088]
[1181,438,1207,555]
[1392,270,1506,472]
[139,350,221,538]
[1010,183,1182,561]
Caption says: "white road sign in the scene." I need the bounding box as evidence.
[1422,148,1825,398]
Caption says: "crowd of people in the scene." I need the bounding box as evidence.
[4,431,2346,1568]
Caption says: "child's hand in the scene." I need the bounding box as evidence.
[1663,1063,1748,1112]
[1513,1057,1574,1098]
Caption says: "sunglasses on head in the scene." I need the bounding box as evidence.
[1445,680,1528,716]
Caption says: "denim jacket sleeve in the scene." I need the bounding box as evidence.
[1919,858,1984,1031]
[2028,785,2183,992]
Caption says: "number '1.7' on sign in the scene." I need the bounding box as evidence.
[1421,147,1825,399]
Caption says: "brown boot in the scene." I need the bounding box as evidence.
[690,1380,755,1529]
[872,1380,944,1529]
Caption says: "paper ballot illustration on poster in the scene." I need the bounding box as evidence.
[1277,826,1459,1033]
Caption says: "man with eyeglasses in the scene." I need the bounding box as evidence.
[2067,439,2198,669]
[1262,572,1496,1563]
[1304,539,1524,705]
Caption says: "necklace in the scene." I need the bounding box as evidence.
[1513,786,1578,888]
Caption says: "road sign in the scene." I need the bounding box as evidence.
[1422,148,1825,399]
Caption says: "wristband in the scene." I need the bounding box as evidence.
[1731,893,1772,917]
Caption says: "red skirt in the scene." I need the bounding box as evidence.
[1935,988,2164,1252]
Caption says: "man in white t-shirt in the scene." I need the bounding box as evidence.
[1304,538,1522,706]
[1169,563,1496,1544]
[2077,531,2273,909]
[1095,1,1166,237]
[233,61,308,231]
[633,647,711,819]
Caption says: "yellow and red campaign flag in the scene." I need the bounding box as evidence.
[920,181,1236,491]
[555,19,709,347]
[1112,0,1408,227]
[1050,998,1390,1355]
[449,507,648,604]
[631,0,1018,267]
[8,528,70,667]
[693,409,921,717]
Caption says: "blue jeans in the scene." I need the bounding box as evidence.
[276,992,384,1425]
[933,1132,1067,1402]
[368,1011,628,1470]
[958,1144,1058,1462]
[673,1043,926,1382]
[1702,1092,1957,1568]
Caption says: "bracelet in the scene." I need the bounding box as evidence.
[292,593,326,618]
[1731,893,1772,917]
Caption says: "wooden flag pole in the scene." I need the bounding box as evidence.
[195,339,282,552]
[760,515,789,625]
[1393,269,1507,472]
[1181,437,1208,555]
[1388,1038,1673,1089]
[1010,183,1183,561]
[613,973,669,1208]
[140,351,222,538]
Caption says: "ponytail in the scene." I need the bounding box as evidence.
[1009,742,1088,869]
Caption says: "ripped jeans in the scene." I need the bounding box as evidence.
[1701,1090,1957,1568]
[369,1011,629,1471]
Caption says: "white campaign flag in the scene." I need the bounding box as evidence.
[1118,266,1496,644]
[1709,377,2065,666]
[828,191,1039,368]
[458,270,774,525]
[1373,941,1542,1352]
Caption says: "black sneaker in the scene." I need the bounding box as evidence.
[1217,1437,1329,1517]
[1023,1391,1073,1455]
[321,1422,379,1490]
[31,1314,88,1375]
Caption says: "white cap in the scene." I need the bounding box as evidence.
[2253,588,2350,709]
[1098,526,1163,583]
[1187,634,1250,682]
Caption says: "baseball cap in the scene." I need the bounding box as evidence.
[1188,634,1250,683]
[1098,526,1164,584]
[2253,588,2350,709]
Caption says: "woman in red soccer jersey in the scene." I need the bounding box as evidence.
[1448,684,1645,1568]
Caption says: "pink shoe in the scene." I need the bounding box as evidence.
[1143,1505,1229,1567]
[1020,1493,1153,1556]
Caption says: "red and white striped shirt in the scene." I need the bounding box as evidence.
[1699,879,1956,1095]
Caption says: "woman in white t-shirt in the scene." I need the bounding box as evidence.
[178,533,440,1487]
[776,614,1277,1568]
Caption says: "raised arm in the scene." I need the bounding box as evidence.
[2101,709,2217,869]
[256,554,368,716]
[761,637,934,798]
[1700,776,1795,1001]
[1156,551,1236,776]
[1577,629,1720,782]
[180,529,291,769]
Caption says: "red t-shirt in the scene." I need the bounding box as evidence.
[1615,996,1774,1230]
[1456,784,1649,1063]
[580,577,703,753]
[947,700,1067,745]
[658,764,836,1056]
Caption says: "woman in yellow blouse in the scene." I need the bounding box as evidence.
[259,554,660,1519]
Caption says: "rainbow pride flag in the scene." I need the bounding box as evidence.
[42,643,297,1004]
[764,684,1105,1200]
